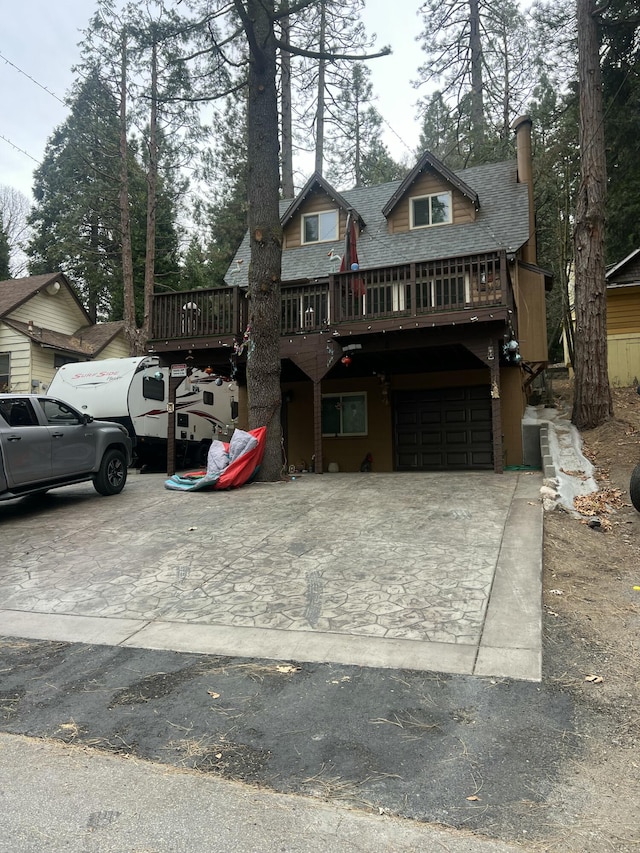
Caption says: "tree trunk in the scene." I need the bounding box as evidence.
[141,37,159,354]
[118,33,138,356]
[242,0,283,481]
[469,0,485,157]
[572,0,612,429]
[280,11,295,198]
[314,2,327,175]
[354,67,362,187]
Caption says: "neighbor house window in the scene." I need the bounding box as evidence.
[0,353,9,392]
[302,209,339,244]
[322,392,367,436]
[54,354,77,369]
[411,192,452,228]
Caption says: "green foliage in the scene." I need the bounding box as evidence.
[416,0,535,166]
[325,64,406,188]
[359,138,409,186]
[26,72,124,321]
[197,95,249,287]
[601,8,640,263]
[529,75,580,363]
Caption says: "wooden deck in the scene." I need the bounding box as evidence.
[148,251,511,353]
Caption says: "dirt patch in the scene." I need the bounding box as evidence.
[538,379,640,851]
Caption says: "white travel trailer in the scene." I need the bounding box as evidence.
[48,356,237,467]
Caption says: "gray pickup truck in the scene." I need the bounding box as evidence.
[0,394,133,501]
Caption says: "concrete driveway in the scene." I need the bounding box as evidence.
[0,470,543,681]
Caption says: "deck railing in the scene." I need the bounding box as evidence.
[150,251,508,342]
[151,285,245,341]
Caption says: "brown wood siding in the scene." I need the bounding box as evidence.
[500,366,526,467]
[513,265,548,362]
[607,286,640,335]
[387,170,476,234]
[283,366,524,472]
[283,190,347,249]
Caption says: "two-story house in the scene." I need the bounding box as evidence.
[148,115,551,474]
[0,273,129,393]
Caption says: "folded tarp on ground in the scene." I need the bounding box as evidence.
[164,426,267,491]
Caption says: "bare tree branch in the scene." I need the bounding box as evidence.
[273,38,391,61]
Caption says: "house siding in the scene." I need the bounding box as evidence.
[284,190,349,250]
[0,327,31,392]
[599,259,640,384]
[513,265,548,362]
[31,345,58,391]
[11,287,88,333]
[283,366,525,472]
[99,338,131,359]
[607,286,640,335]
[387,171,476,235]
[607,333,640,386]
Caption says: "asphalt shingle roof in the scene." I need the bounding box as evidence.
[0,274,75,317]
[225,160,530,288]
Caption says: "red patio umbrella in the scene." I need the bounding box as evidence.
[340,211,366,297]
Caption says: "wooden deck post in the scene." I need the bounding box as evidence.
[490,342,504,473]
[313,379,323,474]
[166,374,181,477]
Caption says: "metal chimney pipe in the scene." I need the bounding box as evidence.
[512,115,536,265]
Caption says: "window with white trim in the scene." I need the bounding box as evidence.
[322,392,367,436]
[410,192,452,228]
[302,209,339,244]
[0,352,9,392]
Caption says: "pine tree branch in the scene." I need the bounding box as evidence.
[273,38,391,61]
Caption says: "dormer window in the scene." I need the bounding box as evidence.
[410,192,452,228]
[302,209,339,244]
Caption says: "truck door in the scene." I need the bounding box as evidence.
[39,398,97,476]
[0,398,51,485]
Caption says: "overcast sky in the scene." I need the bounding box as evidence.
[0,1,425,201]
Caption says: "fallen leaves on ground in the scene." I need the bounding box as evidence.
[573,488,627,517]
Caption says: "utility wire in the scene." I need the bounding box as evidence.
[0,48,67,105]
[0,48,70,166]
[0,133,39,163]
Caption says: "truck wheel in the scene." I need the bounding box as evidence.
[93,449,128,496]
[630,464,640,512]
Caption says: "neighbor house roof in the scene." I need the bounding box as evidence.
[3,319,126,358]
[0,273,91,322]
[606,248,640,288]
[225,158,530,287]
[0,273,126,357]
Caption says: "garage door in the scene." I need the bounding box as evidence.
[394,387,493,470]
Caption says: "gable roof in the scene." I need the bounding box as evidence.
[3,319,127,358]
[0,273,91,323]
[0,273,127,357]
[280,172,366,229]
[225,158,530,288]
[381,150,480,217]
[606,248,640,287]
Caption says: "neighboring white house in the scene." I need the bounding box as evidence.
[0,273,130,393]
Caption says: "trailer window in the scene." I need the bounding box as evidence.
[143,376,165,401]
[203,391,214,406]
